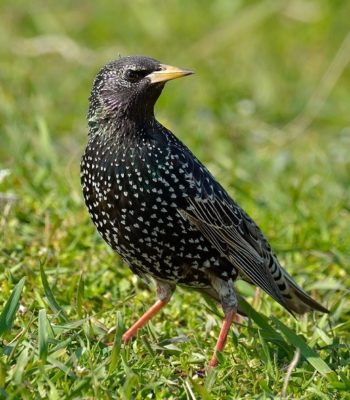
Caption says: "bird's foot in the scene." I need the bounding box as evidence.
[208,310,237,368]
[121,298,169,343]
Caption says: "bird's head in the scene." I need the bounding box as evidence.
[88,55,193,130]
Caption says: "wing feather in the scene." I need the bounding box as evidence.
[169,140,327,314]
[180,206,288,309]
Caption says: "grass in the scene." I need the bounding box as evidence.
[1,0,350,398]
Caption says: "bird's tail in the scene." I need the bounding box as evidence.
[268,257,329,315]
[281,270,329,314]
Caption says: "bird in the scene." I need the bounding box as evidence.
[80,55,329,368]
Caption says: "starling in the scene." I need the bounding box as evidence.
[80,55,328,367]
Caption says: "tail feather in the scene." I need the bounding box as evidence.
[282,272,329,314]
[268,256,329,315]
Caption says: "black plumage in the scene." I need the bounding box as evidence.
[81,55,328,366]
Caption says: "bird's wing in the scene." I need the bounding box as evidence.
[179,198,290,308]
[167,139,328,314]
[165,141,300,311]
[166,143,287,307]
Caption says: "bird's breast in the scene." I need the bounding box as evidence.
[81,139,190,263]
[80,135,237,285]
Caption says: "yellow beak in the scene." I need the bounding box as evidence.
[147,64,194,84]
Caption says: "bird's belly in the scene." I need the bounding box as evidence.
[81,158,237,286]
[103,198,214,283]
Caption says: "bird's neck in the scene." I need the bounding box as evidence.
[88,101,156,137]
[87,84,164,140]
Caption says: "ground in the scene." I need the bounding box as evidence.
[0,1,350,399]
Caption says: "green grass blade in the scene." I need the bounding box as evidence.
[40,263,68,322]
[76,272,85,318]
[109,311,124,373]
[0,277,25,337]
[271,317,334,377]
[237,296,285,342]
[38,309,49,361]
[13,347,29,384]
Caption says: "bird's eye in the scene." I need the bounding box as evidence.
[124,69,149,82]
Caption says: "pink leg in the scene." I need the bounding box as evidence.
[122,299,169,342]
[208,310,237,368]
